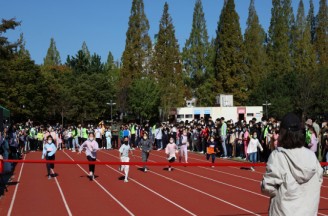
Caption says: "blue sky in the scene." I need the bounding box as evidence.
[0,0,319,65]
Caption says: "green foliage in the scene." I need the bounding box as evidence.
[214,0,248,105]
[307,0,316,43]
[0,18,21,59]
[244,0,267,99]
[293,0,316,74]
[152,2,184,119]
[66,50,90,73]
[128,77,160,121]
[119,0,152,112]
[182,0,212,102]
[267,0,293,76]
[43,37,61,66]
[315,0,328,68]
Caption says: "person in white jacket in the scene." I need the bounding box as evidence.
[261,113,323,216]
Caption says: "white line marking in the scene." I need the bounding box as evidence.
[62,151,134,216]
[98,158,196,216]
[153,153,328,200]
[51,170,72,216]
[7,155,26,216]
[100,150,261,216]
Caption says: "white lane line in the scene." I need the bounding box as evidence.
[51,169,72,216]
[62,151,135,216]
[139,153,268,198]
[97,158,196,216]
[318,213,328,216]
[100,151,261,216]
[152,153,328,200]
[7,155,26,216]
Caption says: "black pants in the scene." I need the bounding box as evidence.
[38,141,43,151]
[112,135,119,148]
[30,139,36,151]
[168,157,175,168]
[206,154,216,163]
[46,154,55,175]
[96,138,102,148]
[87,156,96,173]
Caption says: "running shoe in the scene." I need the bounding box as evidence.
[124,179,129,183]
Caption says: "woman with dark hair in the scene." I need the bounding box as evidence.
[261,113,323,215]
[42,135,57,179]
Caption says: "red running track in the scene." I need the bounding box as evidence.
[0,149,327,216]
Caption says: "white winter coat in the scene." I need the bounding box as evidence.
[261,147,323,216]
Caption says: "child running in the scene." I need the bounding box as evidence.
[42,135,57,179]
[119,136,134,182]
[139,132,152,172]
[247,131,263,171]
[165,137,178,171]
[78,132,99,181]
[179,130,189,163]
[206,136,219,167]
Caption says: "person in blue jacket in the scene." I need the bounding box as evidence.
[42,135,57,179]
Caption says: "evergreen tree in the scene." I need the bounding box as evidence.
[152,2,184,119]
[81,41,91,63]
[17,33,30,58]
[66,50,90,73]
[307,0,316,43]
[213,0,248,104]
[43,37,61,66]
[244,0,267,100]
[315,0,328,68]
[267,0,293,76]
[89,53,104,73]
[0,18,21,59]
[293,0,316,73]
[105,51,116,71]
[119,0,152,113]
[182,0,212,105]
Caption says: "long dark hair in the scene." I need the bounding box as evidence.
[278,128,305,149]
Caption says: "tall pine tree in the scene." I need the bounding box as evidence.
[152,2,184,119]
[307,0,316,44]
[182,0,211,104]
[267,0,293,76]
[293,0,316,73]
[315,0,328,68]
[81,41,91,63]
[119,0,152,113]
[244,0,267,100]
[43,37,61,66]
[214,0,247,105]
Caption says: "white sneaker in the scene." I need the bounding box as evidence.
[199,151,203,154]
[124,179,129,183]
[72,150,76,152]
[144,168,148,172]
[157,148,162,151]
[168,167,171,171]
[250,167,255,172]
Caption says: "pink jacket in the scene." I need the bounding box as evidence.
[308,133,318,152]
[165,143,177,160]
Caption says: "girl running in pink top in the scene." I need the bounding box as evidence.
[165,137,178,171]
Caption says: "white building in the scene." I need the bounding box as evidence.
[174,94,263,123]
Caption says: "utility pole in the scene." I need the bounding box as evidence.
[262,100,272,119]
[107,100,116,121]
